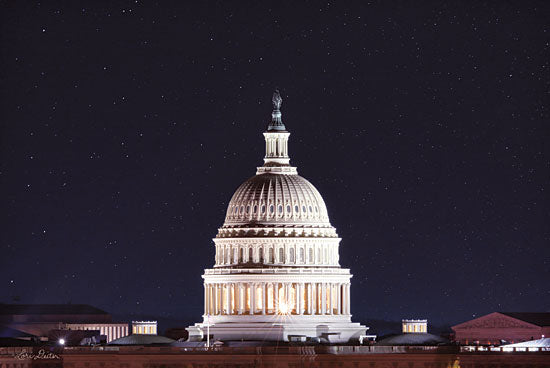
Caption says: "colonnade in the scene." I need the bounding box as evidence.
[204,282,350,316]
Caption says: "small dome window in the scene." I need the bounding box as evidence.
[302,205,306,212]
[261,205,266,213]
[253,205,257,214]
[278,205,283,213]
[246,205,250,214]
[286,205,291,212]
[270,205,274,213]
[295,205,299,212]
[240,206,244,214]
[309,206,313,212]
[315,206,318,212]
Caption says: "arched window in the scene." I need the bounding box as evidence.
[279,248,285,263]
[317,248,321,263]
[254,205,257,214]
[299,248,305,263]
[240,206,244,214]
[246,205,250,214]
[309,206,312,212]
[289,248,295,263]
[226,248,230,264]
[234,249,238,264]
[259,247,264,263]
[315,206,318,213]
[278,205,283,213]
[324,248,328,264]
[262,205,266,213]
[269,248,274,263]
[309,248,313,263]
[239,248,243,263]
[295,205,299,212]
[249,247,253,262]
[302,205,306,212]
[287,205,291,212]
[270,205,274,213]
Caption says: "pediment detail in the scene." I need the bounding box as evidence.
[456,313,537,329]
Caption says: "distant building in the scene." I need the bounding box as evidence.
[402,319,427,333]
[0,304,128,343]
[452,312,550,345]
[132,321,157,335]
[377,318,448,346]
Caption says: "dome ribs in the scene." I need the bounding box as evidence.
[221,173,333,233]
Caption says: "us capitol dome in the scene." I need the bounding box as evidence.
[186,91,367,343]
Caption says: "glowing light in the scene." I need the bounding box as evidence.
[58,338,65,345]
[278,301,290,315]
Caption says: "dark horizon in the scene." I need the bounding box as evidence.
[1,1,548,328]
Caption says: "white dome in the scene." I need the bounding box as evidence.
[223,173,331,228]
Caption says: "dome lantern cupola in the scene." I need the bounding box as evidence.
[262,90,291,168]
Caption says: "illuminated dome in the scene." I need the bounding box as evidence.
[223,173,331,228]
[187,90,367,343]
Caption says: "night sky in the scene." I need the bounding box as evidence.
[1,1,548,328]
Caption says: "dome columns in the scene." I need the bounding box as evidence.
[263,131,291,166]
[202,278,352,319]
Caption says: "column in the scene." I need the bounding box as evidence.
[213,284,218,315]
[262,283,267,315]
[337,283,341,315]
[284,283,290,311]
[300,283,305,315]
[321,283,326,315]
[328,283,334,315]
[250,283,256,314]
[203,284,208,315]
[347,284,351,315]
[307,283,312,314]
[342,284,348,315]
[274,283,279,313]
[227,284,232,314]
